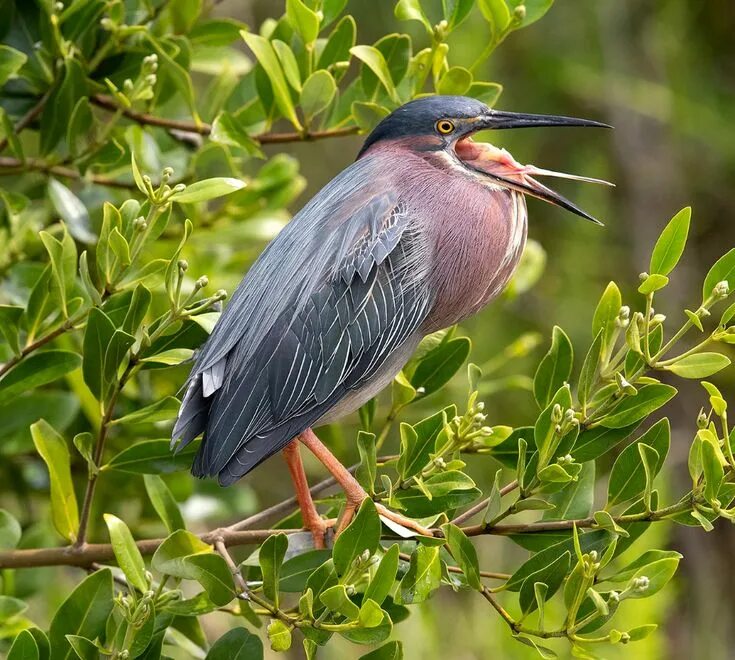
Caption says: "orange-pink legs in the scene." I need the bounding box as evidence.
[283,428,432,548]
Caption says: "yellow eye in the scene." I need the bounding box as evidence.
[436,119,455,135]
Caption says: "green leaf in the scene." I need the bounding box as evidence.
[103,514,149,592]
[360,641,403,660]
[49,569,114,660]
[318,15,356,69]
[397,545,441,604]
[169,177,246,203]
[507,0,554,27]
[518,551,570,614]
[267,619,292,652]
[112,396,181,425]
[0,45,27,86]
[205,628,263,660]
[441,523,481,590]
[592,282,622,352]
[153,529,211,574]
[0,509,22,550]
[272,40,302,92]
[320,584,360,619]
[392,471,480,517]
[665,353,730,378]
[600,384,677,428]
[0,352,82,407]
[356,431,377,494]
[607,419,670,506]
[260,533,288,607]
[31,420,79,543]
[333,498,380,575]
[623,557,679,599]
[637,273,669,295]
[210,111,264,157]
[144,475,185,533]
[105,439,199,474]
[467,81,503,106]
[139,348,194,365]
[241,31,303,130]
[364,544,400,605]
[0,596,27,623]
[352,101,390,132]
[703,247,735,302]
[573,423,640,462]
[397,407,449,479]
[437,66,473,95]
[602,549,683,583]
[578,331,603,410]
[82,308,116,401]
[300,70,337,122]
[286,0,321,43]
[183,553,236,606]
[409,337,471,396]
[39,228,77,317]
[279,550,331,592]
[395,0,432,33]
[478,0,511,36]
[350,45,399,103]
[533,326,573,408]
[7,630,40,660]
[650,207,691,276]
[702,436,724,504]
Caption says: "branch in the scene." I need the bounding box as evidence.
[0,156,137,189]
[90,94,360,144]
[0,321,73,379]
[0,528,298,569]
[450,480,518,525]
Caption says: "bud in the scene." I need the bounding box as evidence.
[513,4,526,20]
[480,426,493,436]
[713,280,729,298]
[215,289,228,300]
[100,17,114,30]
[54,1,64,11]
[196,275,209,289]
[123,78,134,92]
[433,456,446,469]
[473,413,486,423]
[143,53,158,69]
[415,386,425,395]
[609,590,620,603]
[345,584,355,596]
[554,424,562,435]
[475,401,485,412]
[616,305,630,328]
[172,183,186,194]
[142,174,152,186]
[361,548,371,562]
[551,403,563,424]
[162,166,174,181]
[177,259,188,272]
[620,632,631,644]
[639,272,649,281]
[133,216,147,231]
[563,408,575,423]
[633,575,649,592]
[652,313,667,325]
[697,409,708,429]
[588,550,598,562]
[145,74,157,86]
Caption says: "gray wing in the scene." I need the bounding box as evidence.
[172,168,434,485]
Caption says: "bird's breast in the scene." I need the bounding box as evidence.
[419,180,527,333]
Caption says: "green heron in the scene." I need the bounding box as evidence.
[173,95,610,546]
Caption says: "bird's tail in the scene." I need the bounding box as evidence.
[171,374,210,454]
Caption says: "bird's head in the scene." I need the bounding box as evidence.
[358,95,612,224]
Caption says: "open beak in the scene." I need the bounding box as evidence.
[458,110,612,224]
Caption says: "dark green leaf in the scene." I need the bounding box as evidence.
[205,628,263,660]
[360,641,403,660]
[300,70,337,121]
[543,462,595,520]
[397,545,441,604]
[49,569,114,660]
[409,337,471,396]
[533,326,573,408]
[0,350,81,406]
[356,431,377,494]
[578,331,603,410]
[260,533,288,607]
[333,498,380,575]
[105,439,199,474]
[0,509,21,550]
[280,550,331,592]
[441,523,481,590]
[518,551,570,614]
[7,630,39,660]
[364,544,400,605]
[599,384,676,428]
[112,396,181,426]
[144,475,185,533]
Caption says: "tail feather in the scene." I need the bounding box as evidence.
[172,375,210,451]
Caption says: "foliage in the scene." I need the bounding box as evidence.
[0,0,734,659]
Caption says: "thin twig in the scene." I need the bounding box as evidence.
[450,480,519,526]
[0,90,52,155]
[398,552,508,580]
[0,156,137,189]
[90,94,360,144]
[0,322,73,379]
[0,528,299,569]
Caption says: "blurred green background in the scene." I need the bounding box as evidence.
[233,1,735,657]
[2,0,734,657]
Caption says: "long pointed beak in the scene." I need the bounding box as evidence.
[478,110,612,131]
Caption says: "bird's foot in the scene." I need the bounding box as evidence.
[303,516,337,550]
[338,486,433,538]
[375,503,433,537]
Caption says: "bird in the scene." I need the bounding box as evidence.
[172,95,610,547]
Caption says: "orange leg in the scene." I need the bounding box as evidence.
[282,440,331,549]
[298,428,433,537]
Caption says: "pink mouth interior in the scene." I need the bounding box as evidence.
[455,137,527,180]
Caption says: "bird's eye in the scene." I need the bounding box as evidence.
[435,119,455,135]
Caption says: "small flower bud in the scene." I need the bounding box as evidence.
[713,280,729,298]
[634,576,649,591]
[196,275,209,289]
[652,313,667,324]
[433,456,446,469]
[513,4,526,20]
[608,590,620,603]
[475,401,485,412]
[142,174,152,186]
[639,272,649,281]
[554,424,562,434]
[415,386,425,395]
[143,53,158,67]
[100,17,114,30]
[215,289,227,300]
[697,409,708,429]
[345,584,356,596]
[588,550,598,562]
[145,74,157,86]
[133,216,147,230]
[162,166,174,181]
[177,259,188,272]
[480,426,493,436]
[54,1,64,11]
[551,403,563,424]
[621,632,631,644]
[172,183,186,194]
[123,78,134,92]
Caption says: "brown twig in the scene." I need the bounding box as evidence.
[0,528,298,569]
[0,90,51,155]
[0,322,73,379]
[398,552,509,581]
[0,156,137,189]
[90,94,360,144]
[450,480,519,526]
